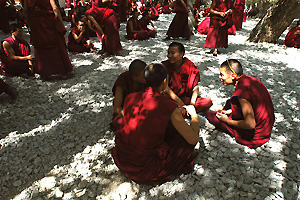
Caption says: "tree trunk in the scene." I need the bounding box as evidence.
[248,0,300,43]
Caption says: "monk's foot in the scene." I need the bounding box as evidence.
[213,49,218,56]
[5,85,18,100]
[60,74,69,80]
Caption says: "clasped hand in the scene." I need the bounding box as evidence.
[216,109,232,123]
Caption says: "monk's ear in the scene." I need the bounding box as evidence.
[231,73,237,80]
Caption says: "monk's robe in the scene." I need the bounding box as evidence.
[166,0,191,39]
[198,17,236,35]
[85,6,122,54]
[284,26,300,48]
[162,5,171,14]
[26,0,73,77]
[207,75,275,149]
[194,0,201,10]
[0,36,32,76]
[124,17,150,40]
[117,0,128,23]
[0,0,9,34]
[110,71,146,132]
[149,6,159,21]
[0,79,9,94]
[204,0,233,49]
[91,0,102,8]
[138,17,157,38]
[67,26,93,53]
[162,58,213,113]
[112,87,196,185]
[232,0,245,30]
[202,7,210,17]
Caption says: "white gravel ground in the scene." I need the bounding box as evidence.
[0,14,300,200]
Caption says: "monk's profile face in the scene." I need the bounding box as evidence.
[219,67,234,86]
[77,21,85,32]
[12,28,23,39]
[167,46,184,65]
[133,70,146,84]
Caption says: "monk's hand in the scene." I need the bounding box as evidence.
[221,109,232,115]
[183,105,197,117]
[178,105,187,116]
[295,30,300,35]
[27,55,35,60]
[219,12,226,17]
[216,111,229,123]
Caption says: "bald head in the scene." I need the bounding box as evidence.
[145,63,168,88]
[129,59,147,77]
[220,59,243,76]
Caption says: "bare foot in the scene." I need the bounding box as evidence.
[5,86,18,100]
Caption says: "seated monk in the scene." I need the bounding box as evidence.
[162,42,213,115]
[124,9,152,40]
[284,20,300,48]
[206,59,275,149]
[68,20,95,53]
[110,59,147,132]
[112,63,200,185]
[0,78,18,100]
[0,23,34,77]
[138,11,157,38]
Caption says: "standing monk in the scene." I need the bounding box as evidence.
[112,63,200,185]
[0,24,34,77]
[85,0,122,56]
[232,0,245,30]
[206,59,275,149]
[110,59,147,132]
[23,0,73,80]
[284,20,300,48]
[162,42,212,114]
[204,0,233,56]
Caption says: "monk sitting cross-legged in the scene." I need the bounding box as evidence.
[110,59,147,132]
[112,63,200,185]
[162,42,213,115]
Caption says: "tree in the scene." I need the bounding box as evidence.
[248,0,300,43]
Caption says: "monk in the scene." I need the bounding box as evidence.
[162,42,213,114]
[206,59,275,149]
[112,63,200,185]
[68,20,95,53]
[165,0,191,40]
[85,0,122,56]
[0,23,34,77]
[285,20,300,48]
[110,59,147,132]
[204,0,233,56]
[23,0,73,80]
[0,79,18,100]
[138,11,157,38]
[232,0,245,30]
[125,9,152,40]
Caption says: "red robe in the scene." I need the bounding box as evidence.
[198,17,236,35]
[232,0,245,30]
[138,17,157,38]
[85,6,122,54]
[162,58,213,113]
[110,71,146,131]
[0,36,32,76]
[166,0,191,38]
[284,26,300,48]
[125,17,149,40]
[207,75,275,149]
[204,0,233,48]
[0,0,9,34]
[26,0,73,76]
[67,26,92,53]
[112,87,195,185]
[149,6,159,21]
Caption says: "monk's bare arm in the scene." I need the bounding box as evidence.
[113,86,124,115]
[190,85,199,106]
[209,0,225,17]
[50,0,63,25]
[3,41,34,61]
[164,85,185,106]
[72,30,85,43]
[170,106,199,145]
[216,97,256,129]
[87,15,104,36]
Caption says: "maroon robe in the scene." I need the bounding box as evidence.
[207,75,275,149]
[162,58,213,113]
[0,36,32,76]
[0,79,9,94]
[110,71,146,131]
[232,0,245,30]
[26,0,73,76]
[112,87,195,185]
[284,26,300,48]
[149,6,159,21]
[138,17,157,38]
[0,0,9,34]
[85,6,122,54]
[125,17,149,40]
[198,18,236,35]
[204,0,233,48]
[67,26,92,53]
[166,0,191,38]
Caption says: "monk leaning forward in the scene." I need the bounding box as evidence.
[206,59,275,149]
[112,63,200,185]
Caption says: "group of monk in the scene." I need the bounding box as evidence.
[111,42,275,185]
